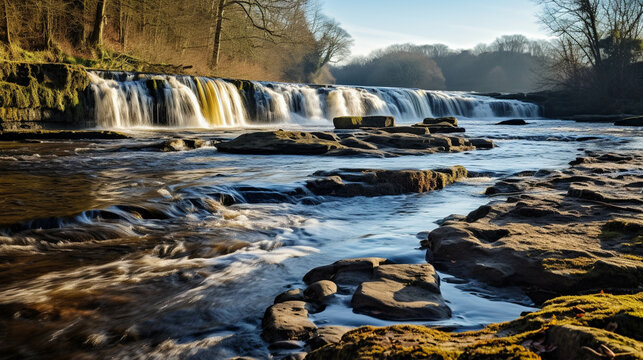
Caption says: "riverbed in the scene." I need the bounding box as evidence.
[0,119,640,359]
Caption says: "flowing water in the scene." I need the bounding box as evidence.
[1,72,641,359]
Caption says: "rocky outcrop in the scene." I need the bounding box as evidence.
[496,119,528,125]
[215,130,493,157]
[0,62,92,130]
[307,292,643,360]
[305,166,467,197]
[423,151,643,303]
[333,116,395,129]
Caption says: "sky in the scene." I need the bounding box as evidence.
[322,0,552,59]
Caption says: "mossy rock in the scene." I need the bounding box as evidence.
[334,116,395,129]
[306,292,643,360]
[0,61,89,113]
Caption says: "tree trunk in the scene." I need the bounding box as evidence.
[118,0,126,49]
[89,0,107,47]
[0,0,10,45]
[43,4,53,49]
[67,0,86,47]
[211,0,226,67]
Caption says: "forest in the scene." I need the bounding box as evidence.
[0,0,352,82]
[0,0,641,104]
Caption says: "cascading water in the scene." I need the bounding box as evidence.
[87,71,541,129]
[88,72,247,128]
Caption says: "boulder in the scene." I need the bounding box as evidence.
[262,301,317,343]
[333,116,395,129]
[305,167,467,197]
[496,119,528,125]
[274,289,305,304]
[423,117,458,126]
[304,280,337,303]
[614,116,643,126]
[307,326,353,350]
[303,257,388,284]
[351,264,451,321]
[216,131,343,155]
[468,138,495,149]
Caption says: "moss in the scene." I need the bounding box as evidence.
[542,256,596,273]
[307,293,643,360]
[0,61,89,114]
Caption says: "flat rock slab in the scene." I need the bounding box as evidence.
[215,130,492,157]
[351,264,450,321]
[305,166,467,197]
[0,130,131,140]
[427,151,643,303]
[262,301,317,343]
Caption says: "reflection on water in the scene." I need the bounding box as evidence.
[0,119,640,359]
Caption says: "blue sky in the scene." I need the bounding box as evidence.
[322,0,551,58]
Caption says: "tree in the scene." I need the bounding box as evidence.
[89,0,107,47]
[536,0,642,95]
[210,0,298,67]
[0,0,10,45]
[307,14,352,76]
[491,34,530,53]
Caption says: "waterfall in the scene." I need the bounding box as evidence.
[87,71,541,129]
[88,72,246,128]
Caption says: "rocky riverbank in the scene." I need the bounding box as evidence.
[425,151,643,303]
[256,150,642,359]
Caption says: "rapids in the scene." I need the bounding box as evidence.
[1,118,640,359]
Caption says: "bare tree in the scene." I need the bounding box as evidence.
[89,0,107,47]
[0,0,10,45]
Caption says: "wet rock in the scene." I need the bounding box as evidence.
[307,326,352,350]
[351,264,451,321]
[614,116,643,126]
[215,130,490,157]
[274,289,305,304]
[307,293,643,360]
[496,119,528,125]
[468,138,495,149]
[378,126,428,135]
[423,116,458,126]
[427,126,466,134]
[333,116,395,129]
[426,151,643,302]
[262,301,317,343]
[338,136,378,150]
[303,257,388,285]
[216,131,343,155]
[304,280,337,303]
[305,166,467,197]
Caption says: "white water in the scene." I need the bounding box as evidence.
[88,71,541,128]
